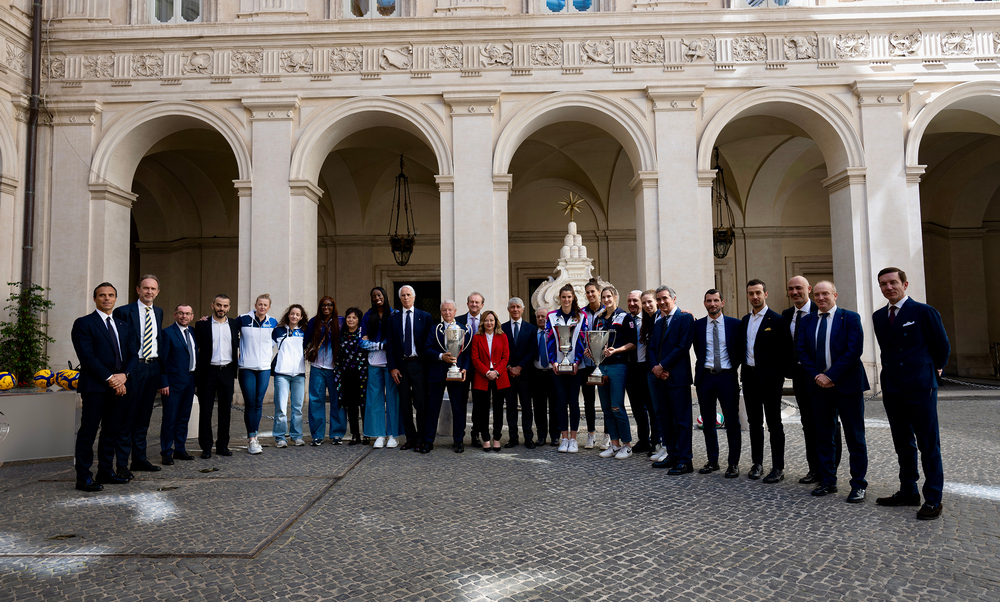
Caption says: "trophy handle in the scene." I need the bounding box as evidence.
[608,329,617,351]
[434,323,447,351]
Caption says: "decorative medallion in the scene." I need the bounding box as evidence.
[182,52,213,74]
[5,43,27,75]
[132,53,163,78]
[380,46,412,70]
[581,40,614,64]
[889,33,921,57]
[281,49,313,73]
[480,43,513,67]
[681,38,715,63]
[941,31,974,56]
[232,50,264,74]
[331,47,362,72]
[631,39,664,64]
[83,54,114,79]
[783,35,817,60]
[430,45,463,70]
[530,42,562,66]
[835,34,869,59]
[42,56,65,79]
[733,36,767,62]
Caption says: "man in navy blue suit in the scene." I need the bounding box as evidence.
[740,279,790,484]
[797,281,870,504]
[71,283,139,491]
[501,297,538,449]
[873,267,951,520]
[648,285,695,475]
[424,300,473,453]
[692,289,744,478]
[387,285,432,451]
[157,304,198,465]
[112,274,165,479]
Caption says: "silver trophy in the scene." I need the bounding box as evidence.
[554,324,577,374]
[434,322,471,381]
[585,330,616,385]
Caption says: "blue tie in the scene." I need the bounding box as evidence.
[403,310,412,357]
[538,331,549,368]
[815,313,829,372]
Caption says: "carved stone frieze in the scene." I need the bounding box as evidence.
[132,53,163,78]
[631,39,664,64]
[836,34,869,59]
[281,49,313,72]
[331,47,362,72]
[581,40,614,64]
[784,35,817,60]
[530,43,562,66]
[480,43,513,67]
[681,38,715,63]
[380,46,412,70]
[5,43,27,75]
[942,31,974,56]
[232,50,263,74]
[733,36,766,62]
[83,54,114,78]
[182,52,213,74]
[889,33,921,57]
[42,56,65,79]
[995,31,1000,55]
[430,45,463,70]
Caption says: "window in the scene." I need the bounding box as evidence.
[347,0,397,18]
[543,0,593,12]
[150,0,202,24]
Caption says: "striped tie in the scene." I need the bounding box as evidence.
[141,306,153,359]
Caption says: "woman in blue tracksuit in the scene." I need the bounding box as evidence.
[545,283,590,454]
[238,294,279,455]
[304,296,346,445]
[271,304,308,448]
[590,286,637,460]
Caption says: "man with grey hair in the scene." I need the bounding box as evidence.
[649,285,695,474]
[424,299,473,453]
[387,284,432,451]
[502,297,539,448]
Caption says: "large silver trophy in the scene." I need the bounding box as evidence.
[434,322,471,382]
[554,324,578,375]
[585,330,616,385]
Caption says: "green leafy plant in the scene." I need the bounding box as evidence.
[0,282,55,388]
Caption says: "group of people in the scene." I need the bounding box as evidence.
[71,267,950,521]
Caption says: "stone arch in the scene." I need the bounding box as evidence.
[0,108,19,180]
[493,91,656,175]
[905,81,1000,169]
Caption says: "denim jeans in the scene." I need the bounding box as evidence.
[363,364,402,438]
[273,373,305,441]
[597,363,631,443]
[308,366,346,441]
[552,371,581,432]
[238,368,271,438]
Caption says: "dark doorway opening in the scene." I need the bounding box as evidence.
[394,280,441,323]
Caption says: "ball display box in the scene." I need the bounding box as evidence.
[0,389,78,463]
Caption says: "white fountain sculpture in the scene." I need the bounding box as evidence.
[530,220,611,311]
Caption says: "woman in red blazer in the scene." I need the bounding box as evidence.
[471,310,510,452]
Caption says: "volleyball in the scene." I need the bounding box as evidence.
[696,413,725,429]
[56,369,79,390]
[0,372,15,390]
[34,369,56,388]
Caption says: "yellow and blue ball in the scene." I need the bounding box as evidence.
[56,369,79,391]
[0,371,16,390]
[34,369,56,389]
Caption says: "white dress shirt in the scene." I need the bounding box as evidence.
[815,305,837,371]
[403,309,417,357]
[485,332,495,369]
[211,317,233,365]
[889,296,910,314]
[789,299,812,341]
[136,300,159,358]
[705,316,731,370]
[179,325,196,372]
[745,305,769,367]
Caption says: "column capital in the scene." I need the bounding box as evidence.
[629,171,658,191]
[697,169,717,188]
[0,174,19,195]
[233,179,254,196]
[851,79,915,107]
[821,167,867,193]
[289,179,323,204]
[90,183,137,209]
[492,173,512,193]
[435,174,455,192]
[46,99,103,126]
[646,86,705,111]
[905,165,926,184]
[443,91,500,115]
[242,95,299,120]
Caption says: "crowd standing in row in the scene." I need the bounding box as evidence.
[70,267,950,520]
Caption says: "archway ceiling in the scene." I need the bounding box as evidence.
[920,132,1000,228]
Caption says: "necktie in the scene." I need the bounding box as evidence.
[816,313,829,372]
[403,310,412,356]
[184,327,196,372]
[794,309,803,339]
[712,319,721,370]
[107,317,123,371]
[141,306,153,359]
[513,321,519,341]
[471,316,478,334]
[538,331,549,368]
[889,306,896,326]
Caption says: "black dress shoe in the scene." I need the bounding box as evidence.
[632,441,651,454]
[668,462,694,475]
[76,477,103,492]
[724,465,740,478]
[216,448,233,456]
[525,440,536,449]
[470,437,482,448]
[549,439,559,447]
[698,462,720,474]
[175,452,195,461]
[454,442,464,453]
[420,443,434,454]
[876,491,921,507]
[348,438,359,446]
[652,458,679,469]
[116,467,134,481]
[400,442,416,451]
[747,464,764,480]
[492,445,502,453]
[131,460,162,472]
[846,488,866,503]
[917,503,943,520]
[504,440,519,449]
[811,484,838,496]
[799,471,819,484]
[96,472,129,485]
[762,469,784,484]
[161,455,174,466]
[201,451,212,459]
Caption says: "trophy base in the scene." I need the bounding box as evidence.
[586,374,607,386]
[555,364,577,375]
[445,373,466,382]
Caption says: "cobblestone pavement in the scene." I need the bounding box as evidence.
[2,387,999,601]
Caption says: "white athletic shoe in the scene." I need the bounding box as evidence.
[599,445,619,458]
[601,434,612,450]
[615,446,633,459]
[650,448,668,462]
[275,439,288,449]
[373,437,386,449]
[248,438,263,454]
[584,432,597,449]
[294,439,305,447]
[568,439,579,453]
[386,436,399,448]
[557,438,570,453]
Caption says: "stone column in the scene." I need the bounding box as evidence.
[0,174,18,295]
[436,175,455,300]
[629,171,658,290]
[442,91,505,307]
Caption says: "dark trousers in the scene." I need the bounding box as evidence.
[654,380,693,464]
[579,368,597,432]
[160,375,195,457]
[552,371,581,432]
[530,368,557,443]
[793,370,841,473]
[396,360,427,443]
[472,381,505,441]
[627,362,660,445]
[197,364,235,453]
[883,389,943,505]
[505,372,534,442]
[814,386,868,490]
[76,391,124,480]
[117,360,160,467]
[426,380,467,443]
[742,366,785,469]
[696,369,741,467]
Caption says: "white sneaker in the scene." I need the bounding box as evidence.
[294,439,305,447]
[275,439,288,448]
[557,438,570,453]
[615,446,633,459]
[650,448,668,462]
[584,432,596,449]
[386,436,399,448]
[248,438,263,454]
[568,439,579,453]
[601,434,611,450]
[599,445,619,458]
[373,437,386,449]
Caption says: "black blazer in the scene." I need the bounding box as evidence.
[501,320,539,371]
[113,302,165,361]
[740,308,789,383]
[782,302,818,376]
[71,311,139,394]
[160,323,197,388]
[423,321,474,383]
[193,317,241,377]
[386,307,433,372]
[692,315,743,387]
[873,298,950,394]
[797,307,870,394]
[648,310,694,388]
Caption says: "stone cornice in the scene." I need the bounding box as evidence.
[821,167,867,193]
[45,99,103,126]
[697,169,717,188]
[906,165,926,184]
[0,173,18,195]
[289,179,323,203]
[738,226,831,240]
[443,91,500,115]
[629,171,658,192]
[646,85,704,111]
[435,175,455,192]
[135,237,239,252]
[922,222,987,240]
[242,95,299,120]
[233,179,253,196]
[89,183,137,208]
[852,79,915,107]
[493,174,513,193]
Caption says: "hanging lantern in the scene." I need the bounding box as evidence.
[712,148,736,259]
[388,155,416,267]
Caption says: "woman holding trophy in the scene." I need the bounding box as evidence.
[588,286,637,459]
[545,284,590,453]
[580,279,605,450]
[470,310,510,452]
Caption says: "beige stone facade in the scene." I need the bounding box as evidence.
[0,0,997,380]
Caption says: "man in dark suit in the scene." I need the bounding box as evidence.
[797,281,870,503]
[387,285,433,451]
[456,292,485,448]
[112,275,165,478]
[71,282,139,491]
[873,267,951,520]
[501,297,538,449]
[194,294,240,459]
[530,308,559,446]
[625,290,658,454]
[740,278,790,483]
[783,275,841,484]
[692,289,744,478]
[648,285,695,475]
[157,305,198,465]
[423,300,473,453]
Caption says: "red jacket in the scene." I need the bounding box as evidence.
[471,332,510,391]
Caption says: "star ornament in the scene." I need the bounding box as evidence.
[559,192,585,218]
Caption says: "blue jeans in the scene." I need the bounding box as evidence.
[552,371,581,432]
[238,368,270,438]
[273,373,305,441]
[597,363,631,443]
[308,366,346,441]
[363,364,402,438]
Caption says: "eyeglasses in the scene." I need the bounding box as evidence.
[321,303,334,307]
